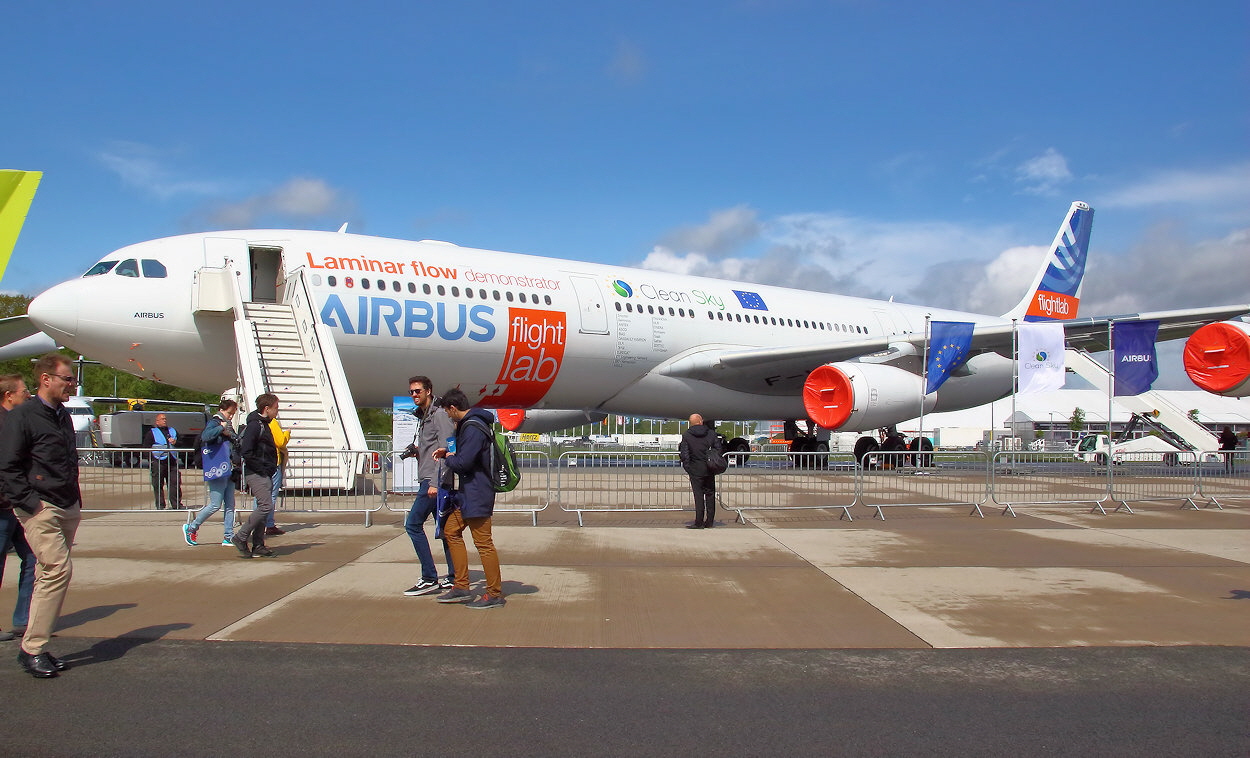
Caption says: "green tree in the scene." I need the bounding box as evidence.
[1068,407,1086,433]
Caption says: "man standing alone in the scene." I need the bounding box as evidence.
[0,354,82,678]
[232,394,279,559]
[679,414,723,529]
[149,413,182,509]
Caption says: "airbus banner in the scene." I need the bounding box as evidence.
[1112,320,1160,396]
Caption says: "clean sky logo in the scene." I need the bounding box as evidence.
[612,280,632,297]
[1035,351,1048,361]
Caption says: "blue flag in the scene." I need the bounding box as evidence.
[1113,320,1160,396]
[926,321,975,394]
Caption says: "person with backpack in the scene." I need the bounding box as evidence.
[679,413,726,529]
[231,394,280,559]
[432,389,505,609]
[182,399,239,546]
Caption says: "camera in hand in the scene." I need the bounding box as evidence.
[399,444,418,460]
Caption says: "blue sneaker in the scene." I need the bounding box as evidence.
[221,538,233,546]
[182,524,198,546]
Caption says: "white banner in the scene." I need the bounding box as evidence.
[1018,322,1066,393]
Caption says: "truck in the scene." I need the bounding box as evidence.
[98,409,208,467]
[1073,433,1187,466]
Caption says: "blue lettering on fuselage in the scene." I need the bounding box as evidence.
[319,294,495,342]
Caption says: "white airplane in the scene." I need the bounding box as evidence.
[8,201,1250,457]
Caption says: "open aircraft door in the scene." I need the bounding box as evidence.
[570,275,609,335]
[203,238,251,301]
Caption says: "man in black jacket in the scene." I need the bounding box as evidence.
[232,393,279,559]
[679,414,724,529]
[0,354,82,678]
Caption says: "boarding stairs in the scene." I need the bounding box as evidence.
[1064,349,1218,453]
[233,269,368,490]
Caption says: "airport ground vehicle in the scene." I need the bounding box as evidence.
[1073,433,1186,466]
[98,408,208,467]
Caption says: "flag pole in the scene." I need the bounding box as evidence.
[920,314,930,451]
[1011,318,1018,452]
[1107,319,1115,472]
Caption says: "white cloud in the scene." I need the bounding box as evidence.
[203,177,350,228]
[658,205,760,258]
[1016,148,1073,195]
[1099,162,1250,211]
[96,141,223,199]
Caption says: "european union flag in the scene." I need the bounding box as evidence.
[926,320,975,394]
[732,290,768,311]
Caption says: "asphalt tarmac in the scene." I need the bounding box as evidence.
[3,642,1247,757]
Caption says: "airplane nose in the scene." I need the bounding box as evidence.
[28,283,80,341]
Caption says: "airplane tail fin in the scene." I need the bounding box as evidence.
[1002,201,1093,322]
[0,170,43,285]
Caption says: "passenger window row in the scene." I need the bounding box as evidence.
[710,309,868,334]
[313,274,554,307]
[614,302,697,318]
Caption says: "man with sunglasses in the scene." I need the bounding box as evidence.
[0,374,35,643]
[0,354,82,678]
[400,375,455,596]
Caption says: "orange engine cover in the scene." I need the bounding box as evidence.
[802,362,929,430]
[1184,321,1250,396]
[496,408,526,431]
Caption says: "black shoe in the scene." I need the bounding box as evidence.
[11,627,25,637]
[17,651,58,678]
[251,546,276,558]
[264,526,285,536]
[0,630,13,642]
[45,653,70,672]
[686,523,703,529]
[231,534,252,559]
[702,522,715,529]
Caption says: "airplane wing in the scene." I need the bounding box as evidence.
[0,314,58,361]
[658,304,1250,395]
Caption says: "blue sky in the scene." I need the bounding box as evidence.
[6,1,1249,387]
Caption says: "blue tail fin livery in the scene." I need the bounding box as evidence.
[1004,200,1093,322]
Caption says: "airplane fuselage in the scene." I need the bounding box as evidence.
[30,230,1008,422]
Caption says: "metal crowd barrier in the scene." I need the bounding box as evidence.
[717,451,858,522]
[268,449,388,523]
[991,451,1114,516]
[858,450,991,518]
[75,445,1247,525]
[556,450,691,526]
[77,447,210,512]
[1192,449,1250,509]
[385,450,552,525]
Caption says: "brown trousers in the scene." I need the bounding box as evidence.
[444,509,502,599]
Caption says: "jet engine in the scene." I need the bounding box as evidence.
[802,362,934,431]
[496,408,609,434]
[1184,320,1250,397]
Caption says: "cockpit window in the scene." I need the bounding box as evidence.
[83,261,118,277]
[140,259,168,278]
[115,259,140,277]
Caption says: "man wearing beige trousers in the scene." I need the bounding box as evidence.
[0,353,82,678]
